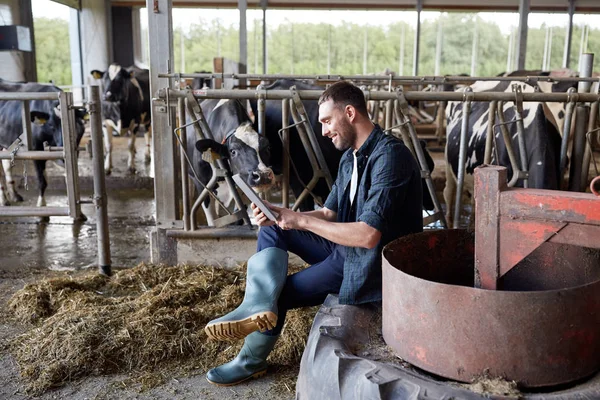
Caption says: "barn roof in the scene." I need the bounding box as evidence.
[108,0,600,12]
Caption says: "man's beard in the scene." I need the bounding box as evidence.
[332,118,356,151]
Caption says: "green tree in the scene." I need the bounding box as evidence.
[34,17,72,85]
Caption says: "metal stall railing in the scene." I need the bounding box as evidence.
[0,87,111,275]
[153,82,600,246]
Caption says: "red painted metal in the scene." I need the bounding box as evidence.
[382,166,600,387]
[382,230,600,387]
[498,219,567,276]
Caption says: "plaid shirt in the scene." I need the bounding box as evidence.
[324,125,423,304]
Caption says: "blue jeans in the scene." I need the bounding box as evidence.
[257,225,345,335]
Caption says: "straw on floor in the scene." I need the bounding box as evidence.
[8,262,316,395]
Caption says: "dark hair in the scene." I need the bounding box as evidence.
[318,81,368,117]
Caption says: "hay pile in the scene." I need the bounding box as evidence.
[7,263,316,395]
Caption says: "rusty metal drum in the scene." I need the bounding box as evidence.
[382,229,600,388]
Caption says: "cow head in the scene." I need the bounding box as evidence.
[91,64,132,103]
[29,102,86,162]
[192,71,212,90]
[195,122,274,192]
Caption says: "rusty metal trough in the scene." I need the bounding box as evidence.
[382,166,600,388]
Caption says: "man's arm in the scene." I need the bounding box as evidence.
[251,202,337,226]
[297,215,381,249]
[253,202,379,249]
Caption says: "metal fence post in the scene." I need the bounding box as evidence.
[89,85,112,275]
[59,91,84,221]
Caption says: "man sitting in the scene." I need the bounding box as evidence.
[204,80,424,386]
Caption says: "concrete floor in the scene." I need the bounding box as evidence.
[0,130,598,399]
[0,134,295,400]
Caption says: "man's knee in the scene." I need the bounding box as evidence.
[257,225,287,252]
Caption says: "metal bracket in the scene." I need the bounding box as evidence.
[512,84,524,113]
[462,86,474,103]
[394,87,448,229]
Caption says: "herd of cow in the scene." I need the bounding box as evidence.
[0,64,596,228]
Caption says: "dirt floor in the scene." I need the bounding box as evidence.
[0,134,295,400]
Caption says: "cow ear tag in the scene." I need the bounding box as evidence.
[83,113,90,121]
[32,116,47,125]
[91,71,103,79]
[201,149,221,163]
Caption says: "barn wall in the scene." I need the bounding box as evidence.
[80,0,110,84]
[111,6,134,66]
[0,0,27,81]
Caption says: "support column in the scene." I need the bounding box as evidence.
[399,23,405,75]
[261,0,267,74]
[81,0,110,80]
[470,21,478,76]
[238,0,248,77]
[413,0,422,76]
[363,26,368,75]
[70,8,84,103]
[434,17,442,76]
[146,0,178,235]
[516,0,529,70]
[562,0,575,69]
[19,0,37,82]
[0,0,29,82]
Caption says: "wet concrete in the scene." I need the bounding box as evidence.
[0,187,154,272]
[0,135,296,400]
[0,135,155,273]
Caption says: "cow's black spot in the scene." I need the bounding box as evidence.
[558,110,565,120]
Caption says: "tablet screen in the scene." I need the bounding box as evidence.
[232,174,279,221]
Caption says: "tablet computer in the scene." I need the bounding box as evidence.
[232,174,279,221]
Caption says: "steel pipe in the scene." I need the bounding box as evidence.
[453,89,473,228]
[190,166,220,230]
[178,97,190,231]
[88,85,112,276]
[0,151,64,161]
[21,101,32,150]
[581,99,599,191]
[166,227,258,239]
[512,86,529,188]
[496,101,524,187]
[483,101,497,164]
[560,89,577,189]
[164,88,600,104]
[257,84,266,136]
[161,72,599,85]
[59,91,83,221]
[569,105,590,191]
[290,87,333,188]
[281,98,290,208]
[385,99,394,131]
[0,207,69,217]
[0,92,59,101]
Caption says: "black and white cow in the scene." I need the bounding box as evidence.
[91,64,151,174]
[100,100,121,174]
[191,71,212,90]
[250,79,343,211]
[0,80,86,207]
[251,79,437,211]
[186,98,274,225]
[444,80,563,226]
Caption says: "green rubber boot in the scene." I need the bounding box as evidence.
[205,247,288,341]
[206,332,279,386]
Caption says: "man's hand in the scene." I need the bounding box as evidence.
[251,201,305,231]
[251,202,276,227]
[272,204,304,231]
